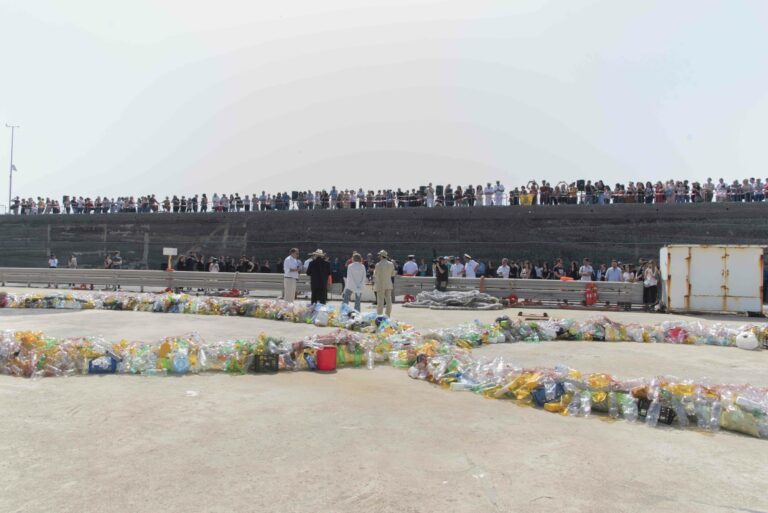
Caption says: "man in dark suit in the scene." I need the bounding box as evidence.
[306,249,331,304]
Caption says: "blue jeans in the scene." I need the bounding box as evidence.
[342,289,362,312]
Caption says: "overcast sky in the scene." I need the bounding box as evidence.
[0,0,767,202]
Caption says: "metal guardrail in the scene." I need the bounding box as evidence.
[0,267,335,295]
[394,276,645,307]
[0,268,642,307]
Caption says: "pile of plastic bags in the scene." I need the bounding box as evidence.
[2,291,768,439]
[4,291,768,348]
[403,346,768,439]
[0,291,416,333]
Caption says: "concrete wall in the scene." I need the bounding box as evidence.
[0,203,766,269]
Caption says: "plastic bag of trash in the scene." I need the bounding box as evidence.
[735,331,760,351]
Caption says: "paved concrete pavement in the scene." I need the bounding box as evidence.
[1,295,768,513]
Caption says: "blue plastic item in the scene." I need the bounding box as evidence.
[532,382,565,407]
[88,356,118,374]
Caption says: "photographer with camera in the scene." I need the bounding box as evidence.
[433,256,449,292]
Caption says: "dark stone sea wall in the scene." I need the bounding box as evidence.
[0,203,766,269]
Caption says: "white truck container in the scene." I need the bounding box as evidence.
[660,244,765,314]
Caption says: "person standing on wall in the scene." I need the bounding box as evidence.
[494,181,505,206]
[306,249,331,304]
[373,250,396,316]
[282,247,301,302]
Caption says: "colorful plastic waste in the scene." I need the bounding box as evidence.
[2,290,768,439]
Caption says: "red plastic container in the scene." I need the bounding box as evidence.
[316,345,337,371]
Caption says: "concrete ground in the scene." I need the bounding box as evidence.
[1,291,768,513]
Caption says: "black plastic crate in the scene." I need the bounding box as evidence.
[252,354,279,373]
[637,397,676,425]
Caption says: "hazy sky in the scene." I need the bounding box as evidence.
[1,0,767,202]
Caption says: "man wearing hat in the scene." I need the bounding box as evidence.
[463,254,479,278]
[373,250,396,316]
[305,249,331,304]
[402,255,419,276]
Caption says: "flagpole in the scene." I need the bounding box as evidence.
[6,124,19,214]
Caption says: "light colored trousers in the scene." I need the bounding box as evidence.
[283,277,297,301]
[376,288,393,316]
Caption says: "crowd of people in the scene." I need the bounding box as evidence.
[275,250,662,311]
[45,248,662,310]
[10,177,768,215]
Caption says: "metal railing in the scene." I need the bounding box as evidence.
[0,268,643,307]
[0,267,329,294]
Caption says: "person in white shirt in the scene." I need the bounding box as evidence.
[258,191,267,211]
[622,265,634,283]
[426,183,435,208]
[497,258,511,278]
[356,188,365,208]
[578,258,593,281]
[604,260,622,282]
[282,247,301,301]
[208,258,220,272]
[463,254,479,278]
[343,253,367,312]
[450,257,464,278]
[494,181,505,206]
[48,255,58,268]
[402,255,419,276]
[67,254,77,269]
[715,179,727,202]
[642,260,660,308]
[484,183,494,206]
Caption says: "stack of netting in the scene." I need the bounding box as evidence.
[403,290,503,310]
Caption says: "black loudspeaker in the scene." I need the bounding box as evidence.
[291,191,299,201]
[436,185,444,196]
[577,180,585,192]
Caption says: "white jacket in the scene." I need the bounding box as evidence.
[344,262,367,294]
